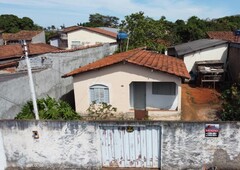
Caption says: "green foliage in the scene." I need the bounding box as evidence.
[15,96,81,120]
[220,83,240,121]
[120,12,167,52]
[0,14,42,33]
[79,13,119,28]
[87,101,117,120]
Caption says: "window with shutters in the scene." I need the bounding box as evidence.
[90,84,109,103]
[152,82,176,95]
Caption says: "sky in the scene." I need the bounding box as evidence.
[0,0,239,28]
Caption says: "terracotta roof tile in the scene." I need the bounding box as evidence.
[63,26,117,39]
[0,43,60,60]
[207,31,240,43]
[2,30,43,41]
[63,48,190,79]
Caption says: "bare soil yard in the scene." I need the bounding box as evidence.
[181,83,222,121]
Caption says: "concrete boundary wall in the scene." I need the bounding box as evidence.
[0,120,240,169]
[0,43,118,119]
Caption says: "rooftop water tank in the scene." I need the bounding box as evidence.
[235,30,240,36]
[117,32,128,40]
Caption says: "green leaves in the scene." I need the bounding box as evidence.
[120,12,166,52]
[15,96,81,120]
[0,14,42,33]
[220,83,240,121]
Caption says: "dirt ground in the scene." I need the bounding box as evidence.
[181,83,222,121]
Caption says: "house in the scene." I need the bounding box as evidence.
[50,26,117,49]
[2,30,46,45]
[63,48,190,120]
[207,31,240,43]
[167,39,228,74]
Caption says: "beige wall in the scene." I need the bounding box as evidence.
[68,29,116,49]
[73,63,182,117]
[184,44,228,73]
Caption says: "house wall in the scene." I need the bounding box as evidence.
[68,29,116,49]
[50,39,59,47]
[73,63,181,117]
[1,120,240,169]
[183,44,228,73]
[228,43,240,82]
[31,31,46,44]
[0,43,118,119]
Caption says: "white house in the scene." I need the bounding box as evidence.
[50,26,117,49]
[167,39,228,73]
[63,48,190,120]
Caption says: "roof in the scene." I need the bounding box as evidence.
[63,48,190,79]
[63,26,117,39]
[0,43,60,60]
[2,30,43,41]
[207,31,240,43]
[169,39,228,56]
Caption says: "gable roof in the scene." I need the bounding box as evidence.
[2,30,43,41]
[63,26,117,39]
[0,43,60,60]
[207,31,240,43]
[63,48,190,79]
[168,39,227,56]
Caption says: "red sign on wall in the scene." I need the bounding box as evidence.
[205,124,219,137]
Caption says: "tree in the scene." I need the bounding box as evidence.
[0,14,42,33]
[220,83,240,121]
[15,96,81,120]
[119,11,166,52]
[80,13,119,28]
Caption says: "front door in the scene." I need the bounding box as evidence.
[133,82,146,110]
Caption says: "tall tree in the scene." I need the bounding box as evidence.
[81,13,119,28]
[120,12,166,52]
[0,14,42,33]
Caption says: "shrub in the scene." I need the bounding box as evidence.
[15,96,81,120]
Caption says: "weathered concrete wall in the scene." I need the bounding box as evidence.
[0,121,101,169]
[0,43,118,119]
[228,43,240,82]
[0,120,240,169]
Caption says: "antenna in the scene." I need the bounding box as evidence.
[21,40,39,120]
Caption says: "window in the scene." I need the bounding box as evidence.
[90,84,109,103]
[71,41,81,49]
[152,82,176,95]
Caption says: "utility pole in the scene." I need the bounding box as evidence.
[22,40,39,120]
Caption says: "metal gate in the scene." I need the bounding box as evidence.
[100,125,161,168]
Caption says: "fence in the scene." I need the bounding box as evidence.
[0,120,240,169]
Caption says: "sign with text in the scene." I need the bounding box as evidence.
[205,124,219,137]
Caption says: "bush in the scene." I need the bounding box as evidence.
[87,101,117,120]
[220,83,240,121]
[15,96,81,120]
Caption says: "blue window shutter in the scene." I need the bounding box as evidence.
[90,88,95,103]
[104,88,109,103]
[89,84,109,103]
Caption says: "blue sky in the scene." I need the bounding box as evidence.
[0,0,239,28]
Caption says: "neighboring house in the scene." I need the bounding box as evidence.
[50,26,117,49]
[228,42,240,82]
[63,48,190,120]
[167,39,228,73]
[207,31,240,43]
[2,30,46,45]
[0,43,59,70]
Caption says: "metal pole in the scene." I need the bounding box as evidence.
[22,40,39,120]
